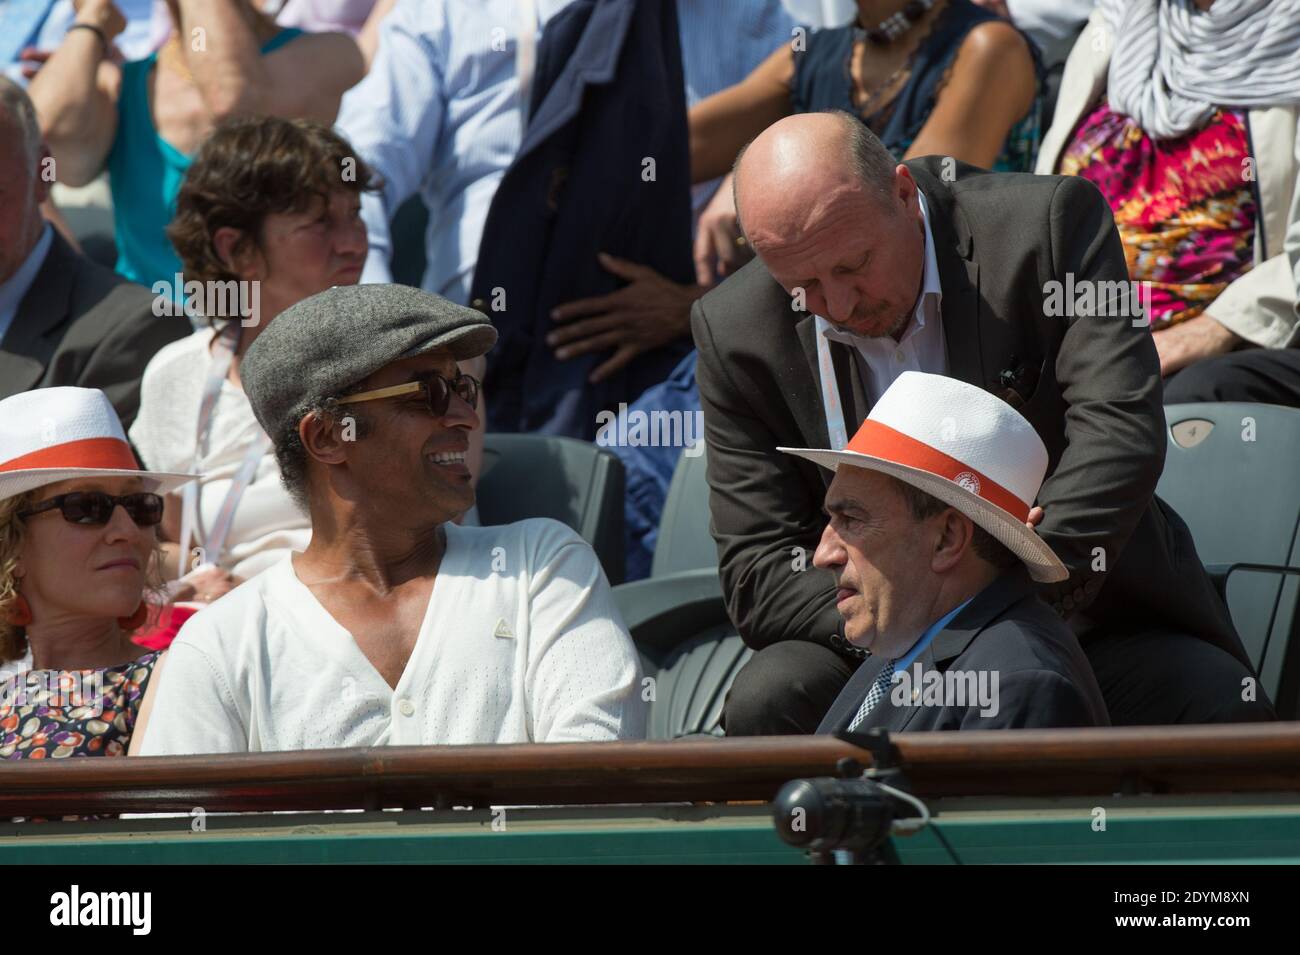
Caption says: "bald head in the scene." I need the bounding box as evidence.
[728,111,926,340]
[732,111,897,247]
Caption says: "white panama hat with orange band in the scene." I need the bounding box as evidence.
[0,387,198,503]
[779,371,1068,584]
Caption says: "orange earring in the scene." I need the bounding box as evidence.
[117,602,149,632]
[4,594,32,628]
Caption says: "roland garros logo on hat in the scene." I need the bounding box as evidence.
[953,471,982,495]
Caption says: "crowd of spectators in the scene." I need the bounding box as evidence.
[0,0,1297,769]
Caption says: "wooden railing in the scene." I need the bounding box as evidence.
[3,725,1300,817]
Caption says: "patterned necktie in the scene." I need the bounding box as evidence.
[846,659,896,732]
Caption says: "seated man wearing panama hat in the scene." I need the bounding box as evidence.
[135,284,646,754]
[781,372,1109,733]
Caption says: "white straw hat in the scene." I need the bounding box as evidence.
[0,387,198,502]
[779,371,1068,583]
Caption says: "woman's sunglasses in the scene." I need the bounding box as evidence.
[18,492,165,527]
[334,371,480,417]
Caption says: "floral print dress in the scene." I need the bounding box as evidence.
[1059,100,1258,330]
[1,651,161,760]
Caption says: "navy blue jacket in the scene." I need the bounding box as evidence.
[817,569,1111,733]
[471,0,694,438]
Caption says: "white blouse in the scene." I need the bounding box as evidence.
[129,328,311,580]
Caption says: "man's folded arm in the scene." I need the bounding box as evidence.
[1036,175,1167,610]
[692,298,843,651]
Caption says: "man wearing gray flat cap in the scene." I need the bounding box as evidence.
[136,284,647,754]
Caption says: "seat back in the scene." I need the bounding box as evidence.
[1156,403,1300,712]
[476,433,626,584]
[644,626,753,739]
[651,444,718,577]
[616,445,751,736]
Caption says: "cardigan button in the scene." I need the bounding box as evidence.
[398,699,415,717]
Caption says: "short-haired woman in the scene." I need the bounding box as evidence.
[129,116,378,610]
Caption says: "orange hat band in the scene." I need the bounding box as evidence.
[846,420,1030,521]
[0,437,140,474]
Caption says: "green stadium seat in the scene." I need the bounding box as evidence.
[476,433,626,584]
[1157,402,1300,717]
[651,446,718,576]
[614,445,753,738]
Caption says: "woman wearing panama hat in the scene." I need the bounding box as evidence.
[0,387,195,760]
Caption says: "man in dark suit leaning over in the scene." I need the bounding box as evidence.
[694,110,1271,732]
[0,78,183,429]
[788,372,1108,733]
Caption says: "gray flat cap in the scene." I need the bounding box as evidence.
[241,283,497,437]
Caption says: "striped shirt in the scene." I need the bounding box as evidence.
[338,0,804,303]
[680,0,799,214]
[337,0,573,303]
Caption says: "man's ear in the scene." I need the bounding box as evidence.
[212,226,263,282]
[298,409,351,468]
[894,163,916,206]
[931,508,973,574]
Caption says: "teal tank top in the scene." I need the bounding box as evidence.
[107,28,305,288]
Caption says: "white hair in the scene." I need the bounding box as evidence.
[0,77,43,175]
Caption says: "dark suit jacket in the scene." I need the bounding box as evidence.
[816,569,1110,732]
[471,0,693,439]
[0,232,185,429]
[691,157,1250,670]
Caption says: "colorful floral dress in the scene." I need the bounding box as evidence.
[0,651,161,760]
[1059,99,1258,330]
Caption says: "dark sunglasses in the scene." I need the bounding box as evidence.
[18,491,165,527]
[335,371,480,418]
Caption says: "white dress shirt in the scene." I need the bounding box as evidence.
[818,191,947,407]
[0,223,51,348]
[335,0,573,303]
[137,518,647,754]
